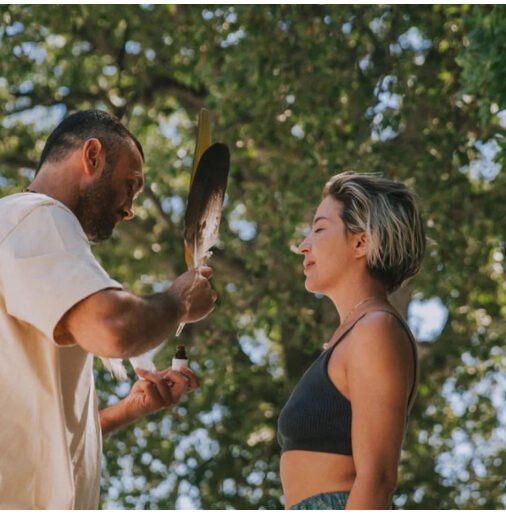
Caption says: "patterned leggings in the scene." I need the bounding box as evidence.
[289,491,349,510]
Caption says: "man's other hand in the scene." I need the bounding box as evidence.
[125,366,199,418]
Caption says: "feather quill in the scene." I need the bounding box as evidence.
[185,108,212,268]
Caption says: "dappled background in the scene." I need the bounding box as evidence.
[1,4,505,509]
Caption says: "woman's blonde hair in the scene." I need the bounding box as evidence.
[322,172,426,292]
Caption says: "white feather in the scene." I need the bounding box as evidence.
[129,353,157,373]
[100,345,162,381]
[100,357,128,382]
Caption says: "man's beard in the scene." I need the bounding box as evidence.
[75,168,119,242]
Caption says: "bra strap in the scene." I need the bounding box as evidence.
[325,308,418,408]
[325,312,371,352]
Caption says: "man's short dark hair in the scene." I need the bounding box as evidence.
[36,109,144,173]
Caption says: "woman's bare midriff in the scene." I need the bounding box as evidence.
[280,450,356,509]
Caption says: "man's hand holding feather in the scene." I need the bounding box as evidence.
[168,265,217,325]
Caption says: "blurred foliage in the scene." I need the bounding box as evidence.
[0,4,505,509]
[457,4,506,168]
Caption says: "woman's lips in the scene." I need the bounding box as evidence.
[304,261,315,273]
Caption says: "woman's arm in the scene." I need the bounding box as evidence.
[344,312,415,509]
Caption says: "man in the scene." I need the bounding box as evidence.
[0,110,216,509]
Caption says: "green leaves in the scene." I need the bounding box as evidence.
[1,4,504,509]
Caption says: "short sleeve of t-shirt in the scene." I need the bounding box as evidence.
[0,201,122,344]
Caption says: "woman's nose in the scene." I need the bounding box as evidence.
[298,237,310,254]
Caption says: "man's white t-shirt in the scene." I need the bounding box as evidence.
[0,193,122,509]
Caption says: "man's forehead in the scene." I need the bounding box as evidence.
[123,140,144,173]
[124,138,144,164]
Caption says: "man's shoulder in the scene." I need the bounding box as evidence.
[0,193,81,246]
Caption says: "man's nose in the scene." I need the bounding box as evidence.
[121,206,135,221]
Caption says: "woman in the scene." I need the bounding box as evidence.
[277,172,426,509]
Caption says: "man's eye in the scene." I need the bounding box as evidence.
[314,228,324,233]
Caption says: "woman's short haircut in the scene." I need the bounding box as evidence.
[36,109,144,173]
[322,171,426,292]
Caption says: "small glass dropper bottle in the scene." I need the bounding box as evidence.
[172,344,189,371]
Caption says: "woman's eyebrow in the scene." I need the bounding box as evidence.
[312,216,330,226]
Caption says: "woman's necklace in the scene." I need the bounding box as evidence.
[341,296,378,325]
[322,296,379,350]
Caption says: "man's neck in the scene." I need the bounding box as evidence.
[27,166,79,213]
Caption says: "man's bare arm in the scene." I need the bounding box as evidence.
[55,267,215,358]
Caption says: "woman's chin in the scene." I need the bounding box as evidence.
[304,278,319,294]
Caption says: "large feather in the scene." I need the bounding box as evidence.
[184,142,230,267]
[102,111,213,377]
[174,143,230,336]
[102,120,229,376]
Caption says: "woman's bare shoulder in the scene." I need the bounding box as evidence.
[344,310,416,406]
[346,309,414,364]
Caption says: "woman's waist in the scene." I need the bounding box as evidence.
[280,450,355,508]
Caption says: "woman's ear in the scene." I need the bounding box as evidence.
[354,232,368,259]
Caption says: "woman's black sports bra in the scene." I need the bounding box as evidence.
[277,309,418,456]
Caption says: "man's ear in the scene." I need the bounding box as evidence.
[354,232,368,259]
[81,138,105,179]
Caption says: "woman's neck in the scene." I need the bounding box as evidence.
[327,274,388,326]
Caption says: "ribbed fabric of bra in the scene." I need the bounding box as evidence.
[277,309,418,455]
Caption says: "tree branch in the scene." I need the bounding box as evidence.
[131,74,208,115]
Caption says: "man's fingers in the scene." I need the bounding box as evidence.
[161,368,199,401]
[197,265,213,280]
[132,379,165,410]
[179,367,199,391]
[135,368,173,405]
[162,369,190,390]
[135,368,148,378]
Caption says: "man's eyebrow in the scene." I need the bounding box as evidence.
[131,173,144,191]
